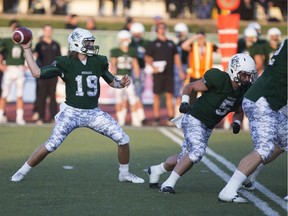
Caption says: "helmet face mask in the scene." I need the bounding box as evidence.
[68,28,99,56]
[227,53,257,86]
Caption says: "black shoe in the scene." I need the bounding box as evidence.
[160,186,175,194]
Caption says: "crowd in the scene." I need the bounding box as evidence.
[3,1,287,21]
[0,17,285,127]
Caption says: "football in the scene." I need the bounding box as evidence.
[12,27,32,44]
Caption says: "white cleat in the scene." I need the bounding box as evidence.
[218,190,248,203]
[148,166,160,188]
[119,173,145,184]
[11,172,25,182]
[284,196,288,201]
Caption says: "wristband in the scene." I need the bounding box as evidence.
[181,95,190,103]
[233,120,241,125]
[24,47,31,49]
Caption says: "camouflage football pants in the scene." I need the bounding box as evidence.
[243,97,287,162]
[44,103,130,152]
[179,114,213,163]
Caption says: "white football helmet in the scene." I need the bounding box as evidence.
[68,28,99,56]
[267,27,282,38]
[117,30,131,47]
[130,22,145,34]
[174,23,188,34]
[227,53,257,86]
[244,27,258,38]
[248,22,261,36]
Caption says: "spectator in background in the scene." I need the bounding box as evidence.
[181,30,218,105]
[145,22,185,126]
[196,0,213,19]
[33,24,61,124]
[110,30,142,127]
[65,14,79,29]
[129,22,150,124]
[0,19,26,125]
[99,0,119,16]
[150,15,164,37]
[85,17,97,31]
[122,16,133,31]
[29,0,46,14]
[232,0,255,20]
[173,22,189,117]
[51,0,69,15]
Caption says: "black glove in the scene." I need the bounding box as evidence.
[232,121,241,134]
[179,102,191,114]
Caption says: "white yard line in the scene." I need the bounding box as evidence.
[158,127,285,216]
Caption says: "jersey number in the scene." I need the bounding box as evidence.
[75,75,98,97]
[216,97,236,116]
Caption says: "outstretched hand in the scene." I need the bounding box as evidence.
[20,39,32,50]
[121,75,131,88]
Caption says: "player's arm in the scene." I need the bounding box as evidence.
[179,79,208,113]
[174,53,185,80]
[21,40,41,78]
[132,57,140,79]
[231,105,244,134]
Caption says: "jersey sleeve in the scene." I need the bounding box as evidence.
[100,55,114,84]
[203,68,229,90]
[40,65,63,79]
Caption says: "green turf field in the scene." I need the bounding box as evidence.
[0,125,287,216]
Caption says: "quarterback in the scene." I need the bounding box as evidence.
[148,53,257,196]
[10,28,144,184]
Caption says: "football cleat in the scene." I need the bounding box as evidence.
[242,180,256,191]
[159,186,175,194]
[119,172,145,184]
[147,167,160,188]
[11,172,25,182]
[218,190,248,203]
[284,196,287,201]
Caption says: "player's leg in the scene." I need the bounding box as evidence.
[0,68,13,123]
[126,83,142,127]
[219,97,277,203]
[15,66,26,125]
[160,114,212,194]
[11,103,77,182]
[89,107,144,183]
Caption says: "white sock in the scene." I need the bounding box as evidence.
[16,109,24,120]
[0,109,4,117]
[137,108,145,121]
[152,163,167,174]
[223,170,247,194]
[119,163,129,175]
[18,162,32,175]
[161,171,180,188]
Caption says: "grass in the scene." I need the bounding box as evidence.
[0,125,287,216]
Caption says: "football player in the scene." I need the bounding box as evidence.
[10,28,145,184]
[147,53,257,196]
[219,39,287,203]
[110,30,142,127]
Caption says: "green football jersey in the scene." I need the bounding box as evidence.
[245,39,287,111]
[0,38,25,65]
[110,47,137,75]
[191,68,250,129]
[53,55,114,109]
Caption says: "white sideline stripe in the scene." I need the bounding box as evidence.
[169,128,287,211]
[158,127,282,216]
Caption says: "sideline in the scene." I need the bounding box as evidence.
[158,127,285,216]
